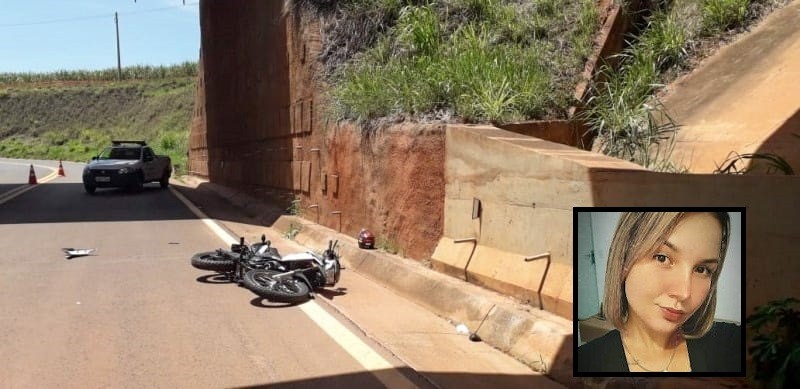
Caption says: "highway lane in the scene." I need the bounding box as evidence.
[0,159,427,388]
[0,159,59,201]
[0,161,30,187]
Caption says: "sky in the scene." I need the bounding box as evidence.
[0,0,200,73]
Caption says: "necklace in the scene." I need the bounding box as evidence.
[621,337,678,372]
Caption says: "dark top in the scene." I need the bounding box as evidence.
[577,322,742,373]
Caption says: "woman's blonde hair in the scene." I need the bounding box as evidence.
[601,212,730,338]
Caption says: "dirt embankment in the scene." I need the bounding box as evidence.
[0,79,194,139]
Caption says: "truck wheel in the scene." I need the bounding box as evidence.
[160,169,170,189]
[84,184,96,195]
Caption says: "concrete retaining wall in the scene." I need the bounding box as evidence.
[433,125,800,322]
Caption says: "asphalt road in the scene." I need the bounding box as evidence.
[0,159,429,388]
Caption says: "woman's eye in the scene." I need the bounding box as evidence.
[653,254,670,264]
[695,266,714,276]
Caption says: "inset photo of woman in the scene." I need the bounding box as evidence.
[574,209,744,376]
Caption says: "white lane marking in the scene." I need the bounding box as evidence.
[298,301,418,388]
[0,162,59,205]
[170,186,238,246]
[169,185,418,388]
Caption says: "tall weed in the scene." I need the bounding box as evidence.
[453,0,500,19]
[642,12,688,70]
[582,70,682,172]
[581,8,689,171]
[396,4,441,56]
[702,0,750,34]
[327,0,599,124]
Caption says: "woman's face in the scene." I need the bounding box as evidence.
[624,213,723,335]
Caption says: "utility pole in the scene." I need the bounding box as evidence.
[115,12,122,80]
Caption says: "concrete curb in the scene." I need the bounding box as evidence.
[174,176,577,387]
[278,215,577,387]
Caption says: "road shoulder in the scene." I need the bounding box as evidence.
[170,176,566,389]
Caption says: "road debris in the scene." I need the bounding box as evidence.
[63,248,96,259]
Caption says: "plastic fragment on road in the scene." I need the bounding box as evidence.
[63,248,96,259]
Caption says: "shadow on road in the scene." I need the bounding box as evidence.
[317,287,347,300]
[0,182,198,224]
[232,367,559,389]
[195,273,235,284]
[248,297,299,309]
[0,179,290,232]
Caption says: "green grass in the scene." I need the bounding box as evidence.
[156,130,189,174]
[284,223,303,240]
[285,197,304,216]
[316,0,599,124]
[0,127,189,174]
[376,235,401,255]
[580,8,684,170]
[580,0,788,171]
[702,0,750,34]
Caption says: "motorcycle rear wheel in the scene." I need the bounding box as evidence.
[190,251,236,272]
[243,269,310,303]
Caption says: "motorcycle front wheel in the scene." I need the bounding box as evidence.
[190,251,236,272]
[243,269,310,303]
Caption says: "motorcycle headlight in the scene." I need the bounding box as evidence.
[323,259,340,286]
[118,167,130,174]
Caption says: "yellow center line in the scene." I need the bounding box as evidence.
[169,186,418,388]
[0,161,60,205]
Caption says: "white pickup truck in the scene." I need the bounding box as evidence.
[82,140,172,194]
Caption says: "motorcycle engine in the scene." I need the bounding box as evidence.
[309,271,326,288]
[248,257,273,269]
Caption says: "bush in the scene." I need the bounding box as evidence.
[702,0,750,34]
[747,298,800,388]
[159,131,181,151]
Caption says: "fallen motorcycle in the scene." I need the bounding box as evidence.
[242,240,342,303]
[190,234,280,281]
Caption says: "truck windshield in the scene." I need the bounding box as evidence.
[99,147,141,160]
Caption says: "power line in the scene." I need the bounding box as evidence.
[0,2,199,28]
[120,2,199,17]
[0,13,109,28]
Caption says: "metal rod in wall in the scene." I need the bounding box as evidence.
[307,204,319,224]
[453,237,478,282]
[525,252,551,311]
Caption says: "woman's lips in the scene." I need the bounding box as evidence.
[660,307,685,322]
